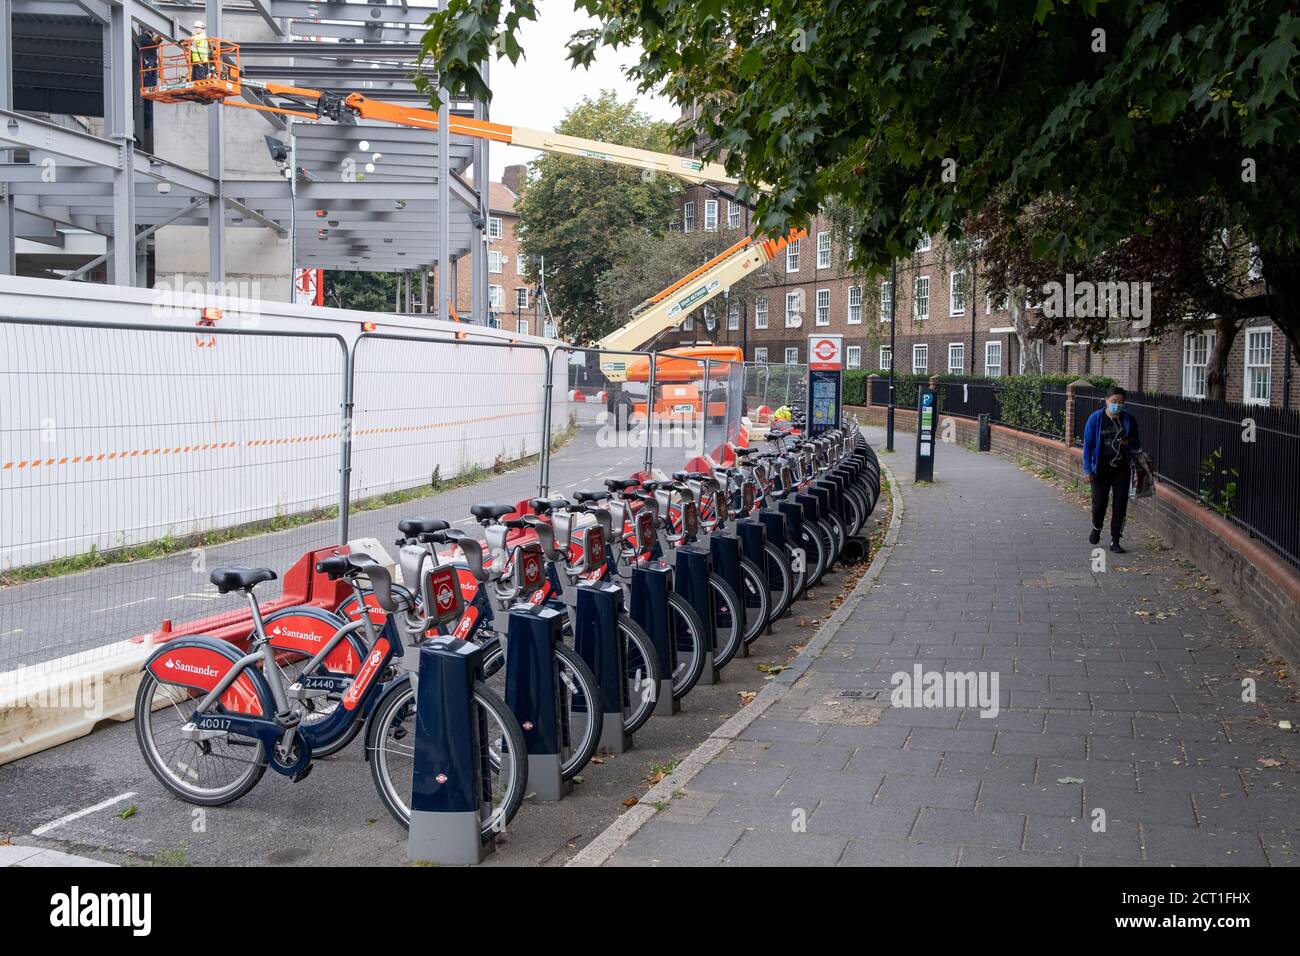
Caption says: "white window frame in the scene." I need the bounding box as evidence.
[916,234,932,252]
[985,340,1002,378]
[912,343,928,374]
[847,285,862,325]
[488,216,502,240]
[516,318,529,334]
[754,346,768,363]
[846,345,862,369]
[727,301,740,331]
[949,270,966,315]
[489,284,503,309]
[682,314,694,331]
[755,295,769,329]
[704,199,719,231]
[727,201,741,229]
[786,238,801,273]
[683,200,695,233]
[1244,326,1273,405]
[880,345,892,369]
[914,275,930,320]
[879,280,893,322]
[815,288,830,326]
[948,342,965,374]
[785,290,802,328]
[515,287,529,310]
[1181,329,1214,399]
[784,347,799,364]
[816,231,831,269]
[488,250,503,274]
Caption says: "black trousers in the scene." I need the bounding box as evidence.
[1091,462,1131,540]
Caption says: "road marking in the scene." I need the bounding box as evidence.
[32,791,137,836]
[0,628,23,636]
[90,597,156,614]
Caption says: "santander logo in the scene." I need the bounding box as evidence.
[270,624,325,643]
[164,658,220,678]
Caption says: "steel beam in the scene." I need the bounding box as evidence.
[0,0,14,276]
[107,1,136,285]
[207,0,224,283]
[62,199,202,280]
[267,1,438,27]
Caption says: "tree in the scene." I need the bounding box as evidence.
[594,225,760,342]
[419,2,1300,358]
[512,91,681,344]
[324,270,400,312]
[968,194,1265,397]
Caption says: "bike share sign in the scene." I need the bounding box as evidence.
[915,386,936,481]
[807,334,842,436]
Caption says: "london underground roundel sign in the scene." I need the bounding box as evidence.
[808,334,843,371]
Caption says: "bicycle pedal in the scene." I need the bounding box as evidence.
[290,762,314,783]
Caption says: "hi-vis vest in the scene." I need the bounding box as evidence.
[188,34,210,62]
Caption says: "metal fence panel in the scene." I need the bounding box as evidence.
[0,319,346,674]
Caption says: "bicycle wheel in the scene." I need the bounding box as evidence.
[824,510,847,562]
[764,541,795,621]
[785,541,807,598]
[668,592,707,699]
[366,676,528,839]
[616,613,661,735]
[479,637,603,781]
[709,573,745,669]
[134,674,267,806]
[270,656,366,759]
[799,523,829,587]
[738,556,772,646]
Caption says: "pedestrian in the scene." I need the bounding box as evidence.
[1082,385,1142,553]
[187,20,211,82]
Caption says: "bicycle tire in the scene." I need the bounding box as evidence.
[366,676,528,839]
[800,523,829,587]
[785,541,808,598]
[764,541,795,621]
[668,591,707,700]
[556,611,660,738]
[738,555,772,646]
[709,572,745,669]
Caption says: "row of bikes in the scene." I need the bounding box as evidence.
[135,416,883,839]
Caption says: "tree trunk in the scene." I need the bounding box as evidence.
[1010,287,1042,374]
[1204,312,1237,402]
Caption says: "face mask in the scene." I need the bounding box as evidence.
[1107,402,1122,415]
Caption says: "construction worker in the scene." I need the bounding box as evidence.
[187,20,211,82]
[140,31,162,89]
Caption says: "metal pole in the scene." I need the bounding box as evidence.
[538,349,554,497]
[643,351,657,475]
[887,259,897,451]
[701,357,711,460]
[338,344,356,543]
[438,81,452,322]
[108,1,137,286]
[207,0,224,287]
[0,0,14,276]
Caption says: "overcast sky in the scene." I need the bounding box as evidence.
[483,1,679,181]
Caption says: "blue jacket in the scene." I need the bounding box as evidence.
[1082,408,1141,476]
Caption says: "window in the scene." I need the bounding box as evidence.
[786,238,801,272]
[916,234,932,252]
[682,314,694,331]
[785,291,802,327]
[1182,330,1214,398]
[488,251,503,273]
[949,270,966,315]
[517,254,527,276]
[879,280,893,321]
[880,345,892,369]
[948,343,965,374]
[914,275,930,320]
[754,346,768,363]
[985,341,1002,377]
[683,201,695,232]
[912,344,928,374]
[543,320,557,338]
[515,288,529,309]
[817,231,831,269]
[755,295,769,329]
[488,216,502,240]
[815,288,830,326]
[785,347,799,364]
[489,285,503,309]
[1244,327,1272,405]
[704,199,718,231]
[727,301,740,330]
[846,345,862,369]
[727,201,741,229]
[516,319,529,334]
[847,285,862,324]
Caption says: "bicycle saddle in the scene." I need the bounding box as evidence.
[209,566,276,593]
[316,554,396,612]
[734,447,760,457]
[573,489,612,503]
[470,503,516,521]
[604,477,640,491]
[528,497,570,514]
[397,516,450,537]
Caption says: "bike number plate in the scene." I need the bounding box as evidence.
[422,563,463,626]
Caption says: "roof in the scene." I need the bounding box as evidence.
[464,178,518,216]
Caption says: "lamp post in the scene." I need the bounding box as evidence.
[887,259,897,451]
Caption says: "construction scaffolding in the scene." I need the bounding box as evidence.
[0,0,491,321]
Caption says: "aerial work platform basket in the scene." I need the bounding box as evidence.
[141,38,241,103]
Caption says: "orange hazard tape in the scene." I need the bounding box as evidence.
[0,410,533,471]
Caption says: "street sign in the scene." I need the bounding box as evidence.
[915,387,936,481]
[807,334,843,435]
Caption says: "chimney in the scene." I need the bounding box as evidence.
[502,164,526,196]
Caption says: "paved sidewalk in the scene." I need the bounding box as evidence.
[599,427,1300,866]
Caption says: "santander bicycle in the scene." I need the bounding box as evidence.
[134,552,530,837]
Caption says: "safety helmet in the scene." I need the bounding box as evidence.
[194,20,206,29]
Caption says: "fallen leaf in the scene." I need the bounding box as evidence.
[1056,776,1085,785]
[738,691,757,706]
[590,756,604,764]
[1258,758,1282,768]
[648,771,666,784]
[623,796,639,808]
